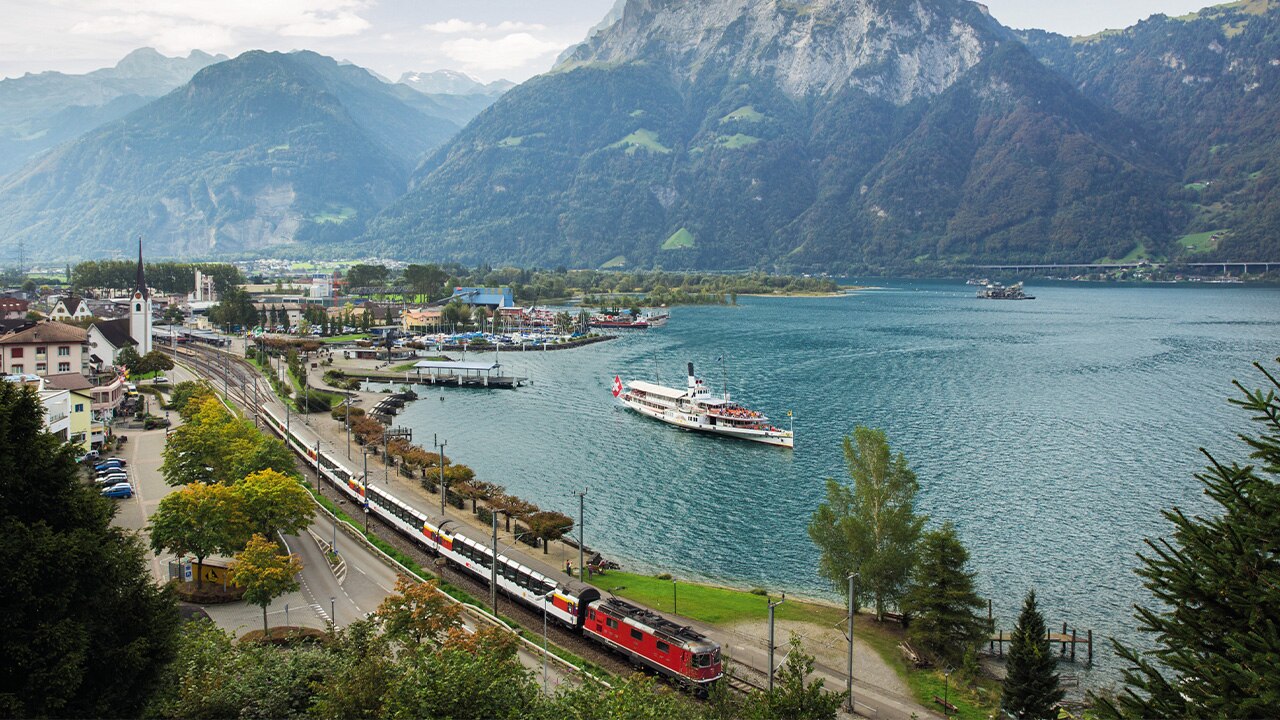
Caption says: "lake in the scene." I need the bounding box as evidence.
[386,280,1280,678]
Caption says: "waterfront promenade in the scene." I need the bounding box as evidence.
[195,339,934,719]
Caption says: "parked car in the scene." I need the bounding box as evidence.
[96,472,129,485]
[101,482,134,499]
[95,459,126,471]
[77,449,100,463]
[153,376,169,384]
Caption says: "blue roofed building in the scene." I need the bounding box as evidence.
[448,287,515,310]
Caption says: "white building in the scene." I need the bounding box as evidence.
[49,296,94,322]
[129,240,152,355]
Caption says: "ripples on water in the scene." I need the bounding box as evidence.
[386,280,1280,680]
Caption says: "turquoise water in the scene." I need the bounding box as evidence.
[387,280,1280,675]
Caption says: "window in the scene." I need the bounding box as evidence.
[58,346,69,356]
[75,404,84,412]
[657,641,670,654]
[10,348,22,358]
[10,364,21,373]
[692,654,711,668]
[605,618,618,629]
[630,629,644,642]
[36,346,46,355]
[135,303,142,312]
[58,362,70,373]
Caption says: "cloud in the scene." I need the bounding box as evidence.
[440,32,566,72]
[424,18,547,34]
[66,0,373,51]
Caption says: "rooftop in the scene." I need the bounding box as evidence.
[412,360,501,372]
[0,321,88,345]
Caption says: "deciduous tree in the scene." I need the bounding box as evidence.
[375,576,462,648]
[526,510,575,553]
[149,482,246,588]
[0,381,178,718]
[1001,590,1063,719]
[233,469,314,539]
[808,426,926,618]
[900,522,988,667]
[232,534,302,637]
[1093,360,1280,718]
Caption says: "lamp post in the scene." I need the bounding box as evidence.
[314,440,322,498]
[361,448,370,535]
[343,397,351,459]
[673,579,678,616]
[846,572,859,713]
[490,511,498,613]
[330,596,336,634]
[539,589,555,692]
[434,435,447,515]
[943,669,951,717]
[767,593,786,694]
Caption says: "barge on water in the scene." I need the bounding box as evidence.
[977,282,1035,300]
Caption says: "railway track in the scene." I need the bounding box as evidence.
[164,343,754,694]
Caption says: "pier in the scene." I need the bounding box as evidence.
[348,360,528,389]
[985,602,1093,665]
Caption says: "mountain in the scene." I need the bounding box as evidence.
[0,48,227,177]
[363,0,1184,270]
[0,50,461,260]
[1019,0,1280,261]
[398,69,514,96]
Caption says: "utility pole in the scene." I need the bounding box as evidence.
[768,594,786,694]
[575,488,588,582]
[362,450,369,535]
[490,511,498,613]
[315,440,322,497]
[435,436,447,515]
[345,399,351,459]
[846,573,858,713]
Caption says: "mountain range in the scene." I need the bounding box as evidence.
[2,0,1279,269]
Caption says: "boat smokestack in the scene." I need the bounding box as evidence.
[687,362,695,378]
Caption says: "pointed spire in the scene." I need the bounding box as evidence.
[135,237,148,300]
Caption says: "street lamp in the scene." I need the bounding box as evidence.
[539,589,555,692]
[433,434,447,515]
[943,669,951,717]
[767,593,786,694]
[361,448,371,535]
[673,579,678,616]
[573,488,588,582]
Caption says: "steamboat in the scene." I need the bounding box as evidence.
[612,363,794,448]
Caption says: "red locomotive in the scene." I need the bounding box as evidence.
[584,597,723,686]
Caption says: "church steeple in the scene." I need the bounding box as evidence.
[134,237,149,300]
[130,237,152,354]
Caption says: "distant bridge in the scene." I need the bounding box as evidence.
[973,261,1280,274]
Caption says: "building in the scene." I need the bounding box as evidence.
[191,268,219,303]
[0,296,29,320]
[402,308,443,333]
[87,318,138,367]
[449,287,515,310]
[43,372,95,450]
[130,240,153,354]
[0,321,90,377]
[49,296,94,322]
[310,273,334,299]
[4,373,93,450]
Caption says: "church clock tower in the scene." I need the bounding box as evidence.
[130,238,152,354]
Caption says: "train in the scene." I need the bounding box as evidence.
[258,404,724,687]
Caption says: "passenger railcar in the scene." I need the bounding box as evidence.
[259,405,718,685]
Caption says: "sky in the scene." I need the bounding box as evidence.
[0,0,1231,83]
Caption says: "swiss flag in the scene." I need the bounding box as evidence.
[611,376,623,397]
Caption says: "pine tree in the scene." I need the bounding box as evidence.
[1001,590,1063,719]
[900,522,988,666]
[1094,360,1280,718]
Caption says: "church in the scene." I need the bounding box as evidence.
[87,240,152,367]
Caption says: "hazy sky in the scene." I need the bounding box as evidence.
[0,0,1227,83]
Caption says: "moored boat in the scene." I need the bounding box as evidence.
[612,363,793,448]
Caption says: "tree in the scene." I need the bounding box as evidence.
[525,510,574,553]
[232,533,302,637]
[1093,360,1280,718]
[1001,590,1063,719]
[149,482,247,588]
[455,480,503,513]
[143,349,174,373]
[233,469,314,539]
[808,426,926,618]
[900,522,988,667]
[117,344,143,372]
[346,264,389,289]
[208,286,258,330]
[375,576,462,648]
[162,395,296,486]
[491,494,539,532]
[162,305,185,326]
[757,635,848,720]
[0,381,178,718]
[382,626,538,720]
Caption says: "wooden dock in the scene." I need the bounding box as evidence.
[986,625,1093,665]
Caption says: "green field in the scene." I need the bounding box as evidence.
[720,105,764,123]
[312,205,356,225]
[1184,181,1210,191]
[321,333,370,344]
[1096,242,1159,264]
[600,254,627,269]
[1178,229,1227,254]
[717,133,761,149]
[661,228,696,250]
[608,128,672,155]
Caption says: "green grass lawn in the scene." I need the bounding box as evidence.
[601,254,627,269]
[604,570,1000,718]
[662,228,696,250]
[1095,242,1160,264]
[720,105,764,123]
[321,333,370,344]
[1178,229,1227,254]
[312,205,356,225]
[609,128,672,155]
[1184,181,1210,191]
[717,133,761,149]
